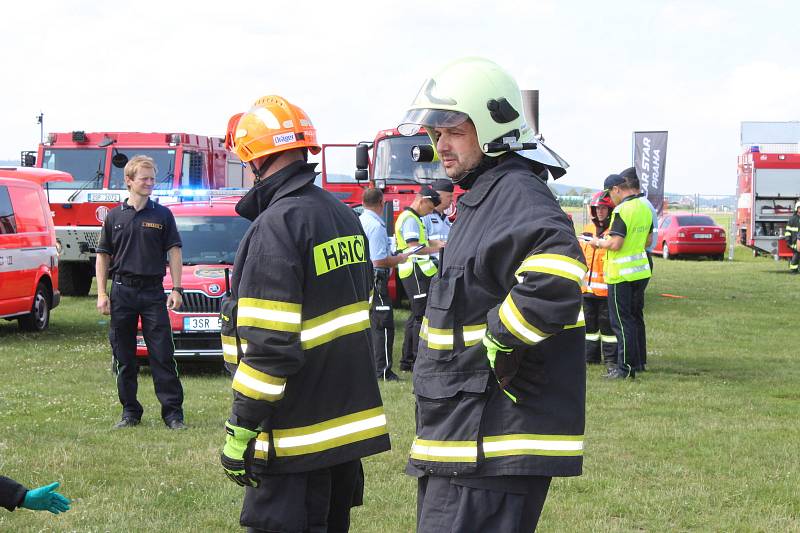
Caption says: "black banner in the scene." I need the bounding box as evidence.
[633,131,668,215]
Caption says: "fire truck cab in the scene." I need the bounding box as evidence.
[0,167,72,331]
[134,192,250,362]
[31,131,250,296]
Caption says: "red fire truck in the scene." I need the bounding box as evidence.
[318,128,450,301]
[29,131,251,295]
[736,146,800,258]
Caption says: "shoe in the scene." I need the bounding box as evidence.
[605,368,634,380]
[166,419,187,430]
[381,371,400,382]
[113,417,140,429]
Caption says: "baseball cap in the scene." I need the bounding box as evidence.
[419,185,441,207]
[603,174,625,190]
[432,179,455,193]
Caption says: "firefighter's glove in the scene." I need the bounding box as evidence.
[483,333,519,403]
[221,421,259,488]
[22,482,71,514]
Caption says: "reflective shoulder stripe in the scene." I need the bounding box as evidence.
[232,361,286,402]
[272,406,387,457]
[238,298,302,333]
[300,301,370,350]
[410,437,478,463]
[462,323,487,346]
[498,294,550,345]
[515,253,587,285]
[483,433,584,457]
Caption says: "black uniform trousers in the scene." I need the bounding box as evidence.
[241,460,364,533]
[583,295,617,367]
[370,268,395,379]
[417,475,552,533]
[109,280,184,423]
[400,263,432,371]
[790,245,800,272]
[608,278,649,375]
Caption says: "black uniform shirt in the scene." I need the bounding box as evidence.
[97,198,182,277]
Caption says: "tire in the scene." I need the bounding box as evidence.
[18,282,51,332]
[662,242,672,260]
[59,263,93,296]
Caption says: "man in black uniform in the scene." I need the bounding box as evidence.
[398,57,583,531]
[219,95,390,532]
[785,201,800,273]
[96,155,186,430]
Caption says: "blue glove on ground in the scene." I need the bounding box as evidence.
[22,482,71,514]
[221,421,259,487]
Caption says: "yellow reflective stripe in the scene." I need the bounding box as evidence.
[601,334,617,343]
[564,308,586,329]
[498,295,549,345]
[232,361,287,402]
[238,297,302,333]
[300,301,370,350]
[221,334,239,364]
[272,406,387,457]
[612,251,648,264]
[483,433,584,457]
[463,323,486,346]
[516,254,587,285]
[410,437,478,463]
[585,332,600,341]
[420,317,454,350]
[254,432,270,460]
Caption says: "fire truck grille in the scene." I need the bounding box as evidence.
[180,291,223,313]
[83,231,101,249]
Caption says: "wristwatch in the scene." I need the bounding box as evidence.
[171,287,184,295]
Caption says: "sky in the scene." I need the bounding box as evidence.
[2,0,799,195]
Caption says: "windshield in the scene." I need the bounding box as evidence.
[39,149,106,190]
[109,149,177,189]
[175,215,250,265]
[676,215,716,226]
[373,135,447,184]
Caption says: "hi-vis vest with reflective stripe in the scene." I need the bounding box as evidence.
[605,198,652,283]
[394,208,437,279]
[580,223,609,297]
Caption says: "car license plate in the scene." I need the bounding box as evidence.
[183,316,221,331]
[694,233,712,239]
[88,193,121,202]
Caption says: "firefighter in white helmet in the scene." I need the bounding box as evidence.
[398,57,585,531]
[785,200,800,273]
[219,95,390,531]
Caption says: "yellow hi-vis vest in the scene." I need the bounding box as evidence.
[394,209,438,279]
[605,197,652,284]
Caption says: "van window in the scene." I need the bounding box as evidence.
[0,186,17,234]
[11,187,48,233]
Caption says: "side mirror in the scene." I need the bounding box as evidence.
[112,152,129,168]
[355,169,369,181]
[355,144,370,171]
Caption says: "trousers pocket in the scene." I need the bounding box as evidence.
[220,296,241,365]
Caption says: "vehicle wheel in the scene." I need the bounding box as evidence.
[661,242,671,260]
[18,283,51,332]
[59,263,93,296]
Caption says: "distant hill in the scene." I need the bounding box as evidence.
[0,159,19,167]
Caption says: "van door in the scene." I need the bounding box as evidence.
[0,184,26,315]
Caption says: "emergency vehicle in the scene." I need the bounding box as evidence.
[0,167,72,331]
[736,146,800,258]
[28,131,251,296]
[319,129,450,301]
[135,192,250,362]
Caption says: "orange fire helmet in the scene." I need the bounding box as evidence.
[226,95,321,163]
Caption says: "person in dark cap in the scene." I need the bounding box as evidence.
[394,186,444,371]
[422,179,455,265]
[589,173,653,379]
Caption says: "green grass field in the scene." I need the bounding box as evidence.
[1,246,798,532]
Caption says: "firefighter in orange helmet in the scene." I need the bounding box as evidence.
[579,191,618,369]
[219,95,390,531]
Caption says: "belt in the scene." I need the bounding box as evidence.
[113,274,163,288]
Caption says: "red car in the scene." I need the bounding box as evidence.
[654,212,726,260]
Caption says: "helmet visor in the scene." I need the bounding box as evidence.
[398,108,470,136]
